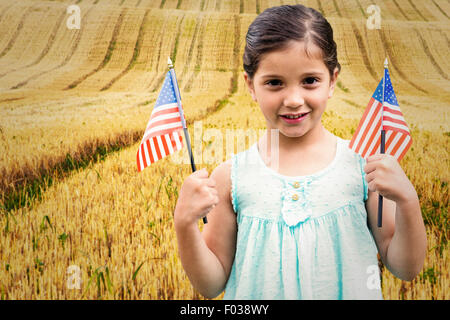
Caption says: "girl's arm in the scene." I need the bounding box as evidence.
[174,161,237,298]
[364,154,427,281]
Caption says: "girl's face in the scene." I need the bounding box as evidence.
[244,40,338,140]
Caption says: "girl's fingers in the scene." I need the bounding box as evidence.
[367,180,377,193]
[206,178,216,188]
[209,188,218,198]
[366,154,385,163]
[364,154,389,173]
[193,168,209,178]
[365,171,376,184]
[364,161,379,174]
[209,194,219,207]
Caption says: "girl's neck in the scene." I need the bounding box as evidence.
[257,124,337,176]
[261,123,332,156]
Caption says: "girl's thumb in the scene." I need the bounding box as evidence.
[194,168,208,177]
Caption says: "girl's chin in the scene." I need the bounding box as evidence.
[277,128,309,138]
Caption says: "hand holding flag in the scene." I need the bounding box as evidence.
[174,168,219,226]
[349,58,412,227]
[363,153,418,206]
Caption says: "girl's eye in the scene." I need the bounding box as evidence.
[304,77,318,85]
[265,79,283,87]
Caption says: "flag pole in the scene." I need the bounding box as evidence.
[168,57,207,224]
[378,58,388,228]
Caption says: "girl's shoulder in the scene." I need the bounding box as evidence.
[210,159,233,204]
[220,146,255,212]
[211,159,232,185]
[336,136,364,160]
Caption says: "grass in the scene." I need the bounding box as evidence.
[1,131,142,212]
[337,80,350,93]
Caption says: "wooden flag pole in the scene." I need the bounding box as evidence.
[168,57,208,224]
[378,58,388,228]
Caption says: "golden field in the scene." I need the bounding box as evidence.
[0,0,448,299]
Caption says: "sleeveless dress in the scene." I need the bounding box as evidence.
[223,136,383,300]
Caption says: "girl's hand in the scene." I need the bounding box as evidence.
[174,168,219,227]
[364,154,417,205]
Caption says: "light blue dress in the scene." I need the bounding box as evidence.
[223,136,383,300]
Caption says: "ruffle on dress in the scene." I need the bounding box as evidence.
[280,178,313,226]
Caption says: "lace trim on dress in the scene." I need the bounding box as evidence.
[230,153,238,214]
[280,178,314,226]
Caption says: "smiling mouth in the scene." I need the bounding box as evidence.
[280,112,309,119]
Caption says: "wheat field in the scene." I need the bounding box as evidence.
[0,0,448,300]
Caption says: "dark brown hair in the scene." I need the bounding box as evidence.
[243,4,341,79]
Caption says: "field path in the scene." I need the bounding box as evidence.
[413,28,448,81]
[178,15,202,90]
[377,28,428,94]
[100,9,151,91]
[6,5,95,90]
[148,12,186,92]
[350,21,379,83]
[430,0,450,20]
[1,9,66,81]
[64,8,127,90]
[0,5,33,60]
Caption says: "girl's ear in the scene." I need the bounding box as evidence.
[243,72,257,101]
[327,67,339,99]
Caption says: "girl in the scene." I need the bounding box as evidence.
[174,5,427,299]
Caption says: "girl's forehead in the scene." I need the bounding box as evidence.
[257,41,327,74]
[263,40,323,62]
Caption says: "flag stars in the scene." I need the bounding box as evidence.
[156,73,177,106]
[371,70,398,106]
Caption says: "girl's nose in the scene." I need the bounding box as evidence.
[283,87,305,108]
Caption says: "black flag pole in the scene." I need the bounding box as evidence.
[377,58,388,228]
[168,57,208,224]
[378,130,385,228]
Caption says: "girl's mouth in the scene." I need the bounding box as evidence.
[280,112,309,124]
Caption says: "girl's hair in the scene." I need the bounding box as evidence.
[243,4,341,79]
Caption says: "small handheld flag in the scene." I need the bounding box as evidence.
[136,66,184,172]
[349,58,412,227]
[137,57,207,224]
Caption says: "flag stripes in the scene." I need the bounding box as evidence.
[137,131,183,172]
[382,102,409,133]
[145,104,182,129]
[349,97,382,157]
[349,67,411,162]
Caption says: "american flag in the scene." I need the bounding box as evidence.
[349,67,412,161]
[137,71,184,172]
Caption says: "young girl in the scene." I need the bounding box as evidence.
[174,5,427,299]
